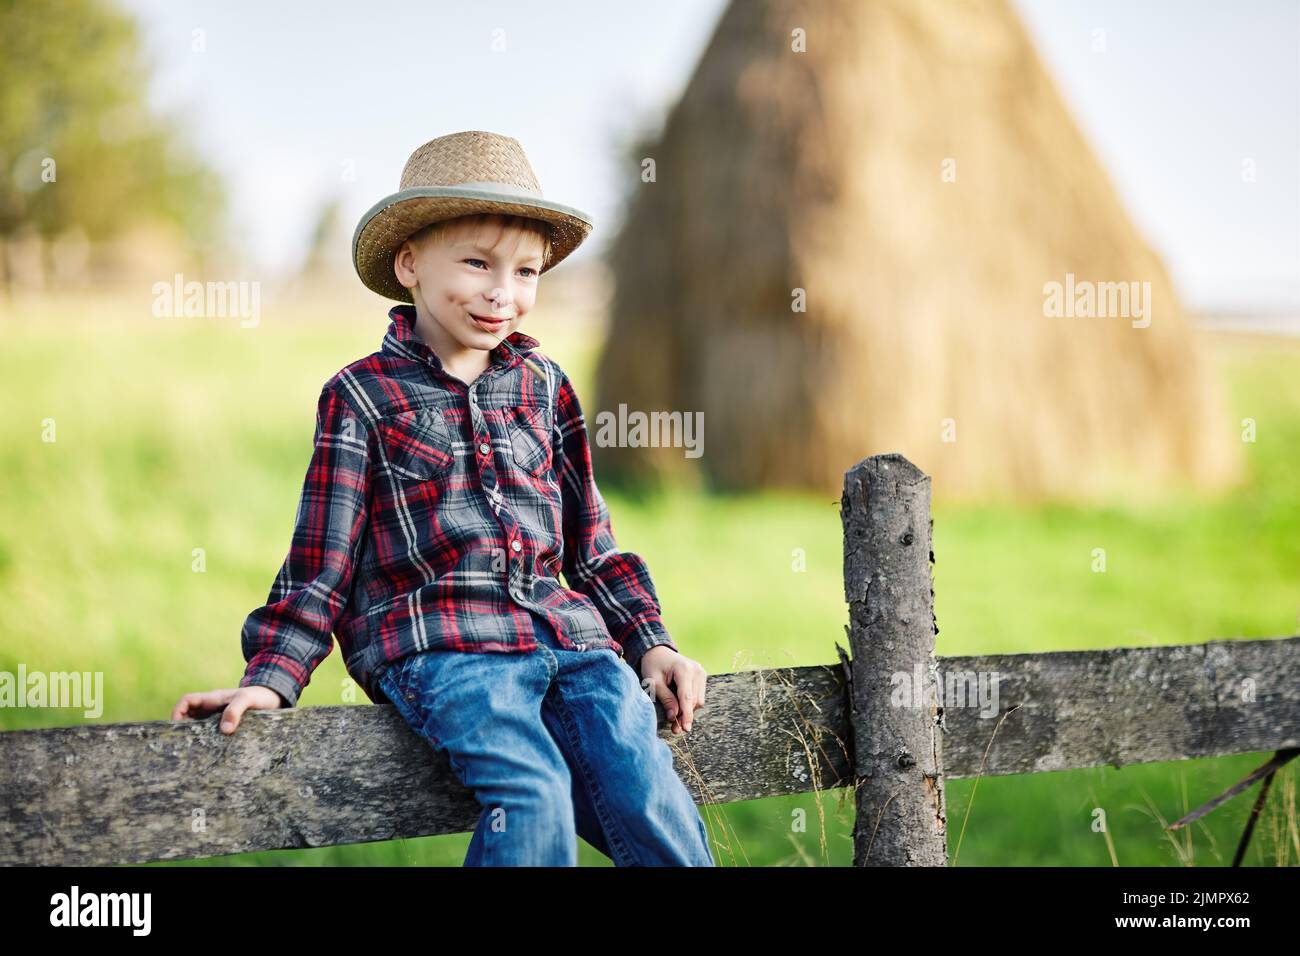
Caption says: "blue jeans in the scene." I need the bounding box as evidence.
[376,617,715,866]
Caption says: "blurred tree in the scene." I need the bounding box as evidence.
[300,196,345,275]
[0,0,226,294]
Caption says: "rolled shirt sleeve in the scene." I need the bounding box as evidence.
[239,384,371,707]
[551,366,677,675]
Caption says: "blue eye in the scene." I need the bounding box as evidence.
[465,258,536,277]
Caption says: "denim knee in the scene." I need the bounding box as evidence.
[483,776,576,850]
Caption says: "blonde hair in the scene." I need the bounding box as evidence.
[407,213,553,271]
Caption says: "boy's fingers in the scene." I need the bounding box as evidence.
[681,671,702,728]
[173,693,210,720]
[219,697,248,734]
[673,666,701,727]
[650,677,680,722]
[173,689,238,721]
[671,668,706,732]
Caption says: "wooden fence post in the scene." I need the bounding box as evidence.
[842,453,947,866]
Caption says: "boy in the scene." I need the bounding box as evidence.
[171,131,714,866]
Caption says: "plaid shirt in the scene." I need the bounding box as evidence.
[238,304,676,707]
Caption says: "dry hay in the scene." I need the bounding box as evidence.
[594,0,1244,504]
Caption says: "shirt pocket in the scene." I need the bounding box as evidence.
[377,408,455,481]
[505,404,553,478]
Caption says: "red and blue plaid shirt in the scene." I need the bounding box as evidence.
[238,304,676,707]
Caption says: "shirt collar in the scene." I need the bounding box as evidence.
[381,304,541,374]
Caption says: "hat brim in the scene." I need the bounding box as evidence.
[352,186,594,303]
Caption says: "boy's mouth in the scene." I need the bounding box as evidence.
[469,313,510,331]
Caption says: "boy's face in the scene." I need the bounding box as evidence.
[393,216,546,357]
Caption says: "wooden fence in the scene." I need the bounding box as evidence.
[2,453,1297,866]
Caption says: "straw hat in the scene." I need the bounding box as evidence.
[352,130,594,302]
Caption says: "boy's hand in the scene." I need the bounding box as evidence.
[171,686,284,734]
[639,646,706,735]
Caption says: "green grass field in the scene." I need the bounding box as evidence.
[2,294,1297,866]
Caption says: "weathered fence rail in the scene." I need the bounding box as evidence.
[2,454,1297,865]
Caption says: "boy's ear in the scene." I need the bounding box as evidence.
[393,240,416,289]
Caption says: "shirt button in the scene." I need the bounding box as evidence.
[510,540,522,552]
[478,442,490,455]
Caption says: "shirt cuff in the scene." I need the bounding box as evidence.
[239,666,300,709]
[616,615,678,674]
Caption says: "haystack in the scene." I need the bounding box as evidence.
[593,0,1244,503]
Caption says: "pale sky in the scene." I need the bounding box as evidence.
[121,0,1299,314]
